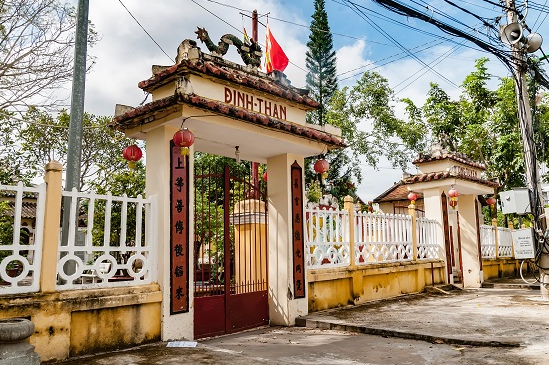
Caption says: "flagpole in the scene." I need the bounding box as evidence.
[251,9,260,198]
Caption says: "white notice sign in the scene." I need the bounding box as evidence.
[512,228,535,259]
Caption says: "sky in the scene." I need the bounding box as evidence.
[68,0,549,201]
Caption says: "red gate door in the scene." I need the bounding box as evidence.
[194,163,268,339]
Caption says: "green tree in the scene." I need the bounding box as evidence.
[394,58,549,195]
[306,0,338,126]
[0,111,33,184]
[305,0,359,204]
[311,70,424,205]
[4,108,135,190]
[88,161,146,249]
[0,0,97,112]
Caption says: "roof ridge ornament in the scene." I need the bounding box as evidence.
[194,27,262,68]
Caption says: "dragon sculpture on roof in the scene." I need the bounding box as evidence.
[195,27,263,68]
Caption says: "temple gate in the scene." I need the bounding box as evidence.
[110,35,344,340]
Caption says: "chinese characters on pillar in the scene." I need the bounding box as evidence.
[170,143,189,314]
[291,161,305,299]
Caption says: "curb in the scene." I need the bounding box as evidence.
[295,318,522,348]
[482,282,540,290]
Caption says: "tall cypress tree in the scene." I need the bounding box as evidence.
[306,0,338,126]
[304,0,357,206]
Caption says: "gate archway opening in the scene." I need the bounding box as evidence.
[193,156,268,338]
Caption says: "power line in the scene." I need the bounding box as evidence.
[202,0,249,12]
[116,0,174,63]
[341,0,460,88]
[268,16,395,46]
[394,40,467,94]
[532,0,549,29]
[188,0,308,73]
[338,38,446,81]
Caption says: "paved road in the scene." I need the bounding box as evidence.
[56,286,549,364]
[57,326,543,364]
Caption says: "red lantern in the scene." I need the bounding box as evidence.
[173,128,195,156]
[449,199,458,208]
[408,192,418,204]
[122,144,142,169]
[314,159,329,173]
[263,171,268,182]
[486,196,497,206]
[314,158,329,180]
[448,187,459,198]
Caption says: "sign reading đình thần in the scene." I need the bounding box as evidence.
[224,87,287,120]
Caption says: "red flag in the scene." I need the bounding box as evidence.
[265,23,289,73]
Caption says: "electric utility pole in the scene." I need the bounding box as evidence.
[60,0,89,261]
[251,9,260,198]
[505,0,549,298]
[65,0,89,194]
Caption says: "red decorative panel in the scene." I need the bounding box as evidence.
[474,199,483,270]
[170,143,189,314]
[291,161,305,299]
[441,192,452,282]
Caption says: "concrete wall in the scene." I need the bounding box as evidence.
[0,284,162,362]
[307,261,445,312]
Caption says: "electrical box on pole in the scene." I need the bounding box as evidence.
[499,188,531,215]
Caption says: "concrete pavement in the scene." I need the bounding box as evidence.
[54,282,549,364]
[297,286,547,347]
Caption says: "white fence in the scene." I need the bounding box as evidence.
[355,212,413,264]
[305,208,350,268]
[497,227,513,257]
[480,225,514,258]
[417,217,440,259]
[0,183,46,294]
[56,189,157,290]
[305,207,440,269]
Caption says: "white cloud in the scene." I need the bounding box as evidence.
[82,0,310,115]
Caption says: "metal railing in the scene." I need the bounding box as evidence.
[497,227,513,257]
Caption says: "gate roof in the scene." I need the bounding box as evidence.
[110,39,345,162]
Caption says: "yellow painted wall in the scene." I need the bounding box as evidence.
[307,261,445,312]
[0,284,162,362]
[70,303,160,357]
[482,258,519,280]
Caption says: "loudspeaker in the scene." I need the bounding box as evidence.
[499,22,523,45]
[525,33,543,53]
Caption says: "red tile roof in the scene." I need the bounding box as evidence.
[110,93,346,147]
[373,171,498,202]
[413,152,486,170]
[374,182,424,202]
[137,56,319,109]
[4,201,37,219]
[403,171,498,187]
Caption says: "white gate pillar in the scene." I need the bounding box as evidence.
[456,194,483,288]
[266,153,307,325]
[145,124,195,340]
[423,188,448,282]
